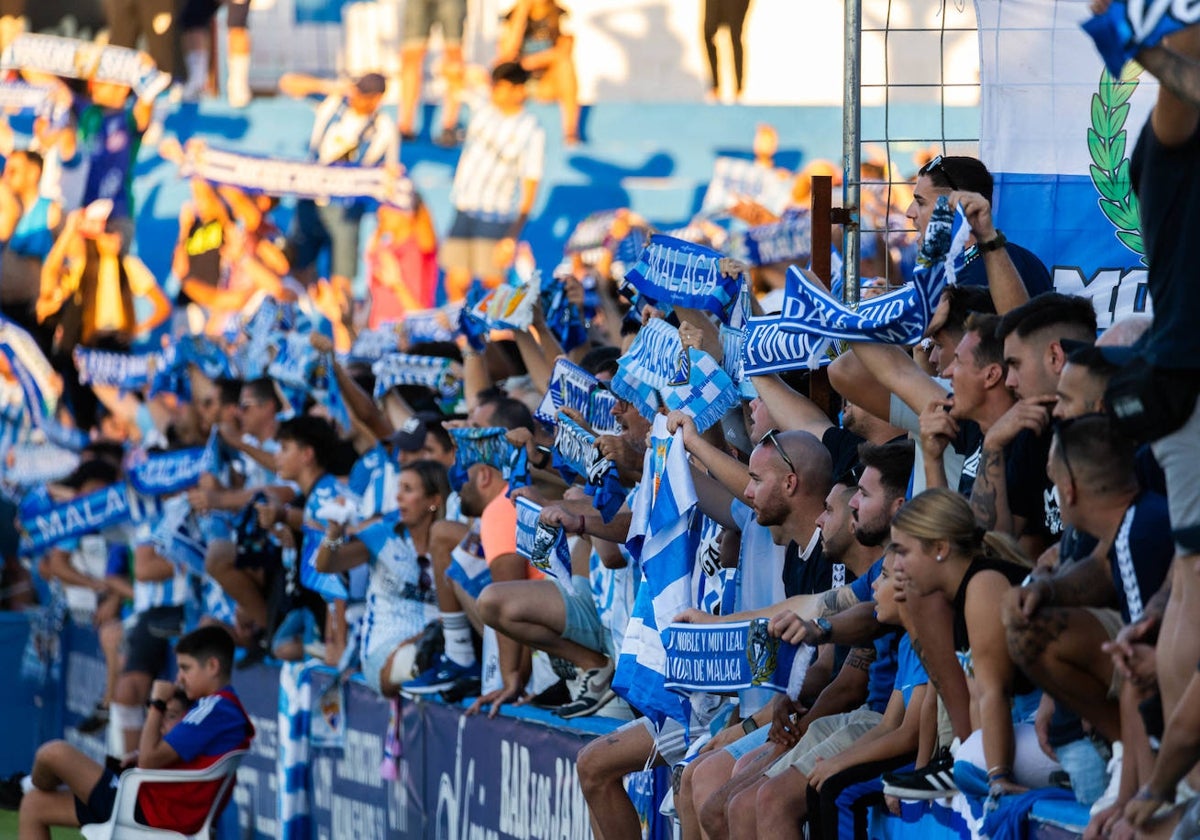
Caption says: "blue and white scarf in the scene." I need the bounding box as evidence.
[741,315,833,375]
[0,79,53,112]
[126,447,207,496]
[540,279,588,352]
[552,416,625,522]
[73,346,164,390]
[0,315,58,424]
[179,145,393,202]
[1083,0,1198,78]
[731,211,812,267]
[613,416,699,726]
[277,661,316,840]
[610,318,686,418]
[776,199,968,346]
[371,352,460,401]
[268,331,324,390]
[445,525,492,599]
[0,34,172,99]
[403,304,462,345]
[534,358,619,434]
[700,156,794,217]
[624,235,745,317]
[514,497,572,583]
[663,619,813,700]
[347,326,401,362]
[18,481,156,555]
[1,442,79,489]
[449,426,519,490]
[660,349,740,434]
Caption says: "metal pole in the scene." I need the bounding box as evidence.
[843,0,862,308]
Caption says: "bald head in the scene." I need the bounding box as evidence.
[1097,315,1152,348]
[764,429,832,501]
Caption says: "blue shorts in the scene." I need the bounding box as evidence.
[74,768,120,826]
[724,725,771,759]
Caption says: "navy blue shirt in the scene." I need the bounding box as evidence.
[957,240,1052,298]
[1108,492,1173,623]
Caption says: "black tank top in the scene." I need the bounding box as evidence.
[951,555,1035,696]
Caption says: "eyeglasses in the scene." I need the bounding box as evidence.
[920,154,959,191]
[761,428,795,474]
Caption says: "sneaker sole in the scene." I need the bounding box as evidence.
[400,681,459,696]
[555,688,617,720]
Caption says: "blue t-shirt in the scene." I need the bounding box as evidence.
[74,101,142,219]
[846,557,900,713]
[893,634,928,706]
[165,687,251,762]
[957,239,1052,298]
[1109,492,1173,623]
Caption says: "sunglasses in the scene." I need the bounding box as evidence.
[761,428,795,474]
[837,462,866,488]
[920,154,959,191]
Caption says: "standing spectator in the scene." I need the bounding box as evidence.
[702,0,752,102]
[499,0,580,144]
[397,0,467,145]
[441,61,545,302]
[178,0,255,107]
[364,195,438,328]
[280,72,397,299]
[0,149,60,351]
[59,76,155,242]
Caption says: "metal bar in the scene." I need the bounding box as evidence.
[843,0,862,308]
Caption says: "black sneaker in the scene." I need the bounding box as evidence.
[439,676,482,704]
[882,749,958,800]
[77,702,109,734]
[528,679,573,709]
[0,773,26,810]
[554,661,616,720]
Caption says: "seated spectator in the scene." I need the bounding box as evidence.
[499,0,581,144]
[888,489,1057,793]
[316,460,464,696]
[18,626,254,838]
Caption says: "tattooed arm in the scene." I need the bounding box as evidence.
[972,398,1053,535]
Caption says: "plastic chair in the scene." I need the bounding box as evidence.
[80,749,248,840]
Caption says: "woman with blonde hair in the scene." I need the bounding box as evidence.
[889,488,1059,797]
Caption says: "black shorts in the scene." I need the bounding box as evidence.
[74,768,120,827]
[122,606,186,677]
[181,0,244,30]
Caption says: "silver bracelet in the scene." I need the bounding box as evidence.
[321,535,344,552]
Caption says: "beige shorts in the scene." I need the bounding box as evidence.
[1083,606,1125,698]
[763,706,884,778]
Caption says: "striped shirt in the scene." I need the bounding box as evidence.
[450,103,545,222]
[308,96,397,167]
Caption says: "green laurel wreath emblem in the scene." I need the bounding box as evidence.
[1088,64,1145,262]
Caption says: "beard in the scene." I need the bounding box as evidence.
[853,518,890,549]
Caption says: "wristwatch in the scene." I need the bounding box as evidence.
[976,230,1007,253]
[813,617,834,644]
[147,698,167,713]
[741,717,759,735]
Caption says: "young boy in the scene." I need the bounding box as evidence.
[17,626,254,838]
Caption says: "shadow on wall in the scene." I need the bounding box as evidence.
[588,3,701,103]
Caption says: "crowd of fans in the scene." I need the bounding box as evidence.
[0,5,1199,840]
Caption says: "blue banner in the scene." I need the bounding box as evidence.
[72,346,164,390]
[663,619,810,696]
[741,315,832,375]
[534,358,619,434]
[18,482,153,555]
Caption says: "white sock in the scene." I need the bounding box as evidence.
[227,54,249,91]
[441,612,475,667]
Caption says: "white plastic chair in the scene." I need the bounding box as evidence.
[80,749,248,840]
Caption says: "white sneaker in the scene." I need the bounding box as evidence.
[1090,741,1123,817]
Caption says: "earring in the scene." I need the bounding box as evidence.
[428,505,437,512]
[935,554,943,563]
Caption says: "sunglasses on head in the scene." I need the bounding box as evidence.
[920,154,959,191]
[761,428,796,474]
